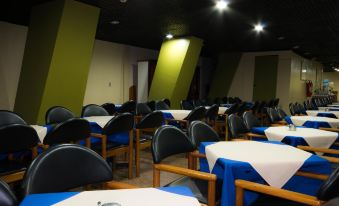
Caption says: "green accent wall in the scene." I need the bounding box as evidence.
[14,0,99,124]
[252,55,279,101]
[208,53,242,99]
[149,37,203,108]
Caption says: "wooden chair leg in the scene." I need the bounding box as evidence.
[128,130,133,179]
[236,185,244,206]
[208,180,216,206]
[85,137,91,148]
[153,166,160,187]
[101,135,107,159]
[225,115,229,141]
[31,146,38,158]
[135,129,140,177]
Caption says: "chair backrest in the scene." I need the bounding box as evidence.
[317,167,339,201]
[101,103,116,115]
[273,98,280,107]
[193,99,203,107]
[146,100,156,111]
[136,111,164,129]
[205,104,219,121]
[237,102,247,116]
[119,100,136,114]
[136,103,152,116]
[43,118,90,145]
[228,114,249,138]
[188,121,220,148]
[289,103,296,115]
[103,113,134,136]
[152,125,195,164]
[22,144,113,195]
[214,97,223,105]
[0,110,26,127]
[222,97,228,104]
[0,179,17,206]
[225,103,238,115]
[185,106,206,123]
[82,104,109,117]
[257,101,267,114]
[162,98,171,107]
[155,100,169,110]
[250,101,259,113]
[180,100,194,110]
[242,111,260,130]
[0,124,39,153]
[45,106,75,125]
[276,108,287,119]
[267,108,282,123]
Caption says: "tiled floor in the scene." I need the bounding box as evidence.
[113,148,188,187]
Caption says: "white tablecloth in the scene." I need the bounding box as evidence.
[264,126,337,149]
[31,125,47,142]
[290,116,339,128]
[84,116,115,128]
[327,104,339,107]
[205,141,312,188]
[318,107,339,111]
[205,106,228,115]
[53,188,200,206]
[306,110,339,118]
[161,110,191,120]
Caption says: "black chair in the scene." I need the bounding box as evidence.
[90,113,134,179]
[136,103,152,116]
[21,144,114,195]
[0,123,39,183]
[42,118,91,146]
[152,125,217,206]
[185,106,206,124]
[250,101,259,114]
[155,100,170,110]
[45,106,75,125]
[276,108,288,119]
[0,179,17,206]
[242,111,261,130]
[0,110,26,126]
[266,108,286,125]
[146,100,156,111]
[181,100,194,110]
[135,111,164,177]
[237,102,247,116]
[235,167,339,206]
[205,104,219,127]
[193,99,204,108]
[188,121,220,149]
[162,98,171,107]
[273,98,280,108]
[215,103,239,140]
[289,103,296,116]
[118,100,136,114]
[101,103,116,115]
[82,104,109,117]
[227,114,250,139]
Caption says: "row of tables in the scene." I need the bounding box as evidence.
[21,103,339,206]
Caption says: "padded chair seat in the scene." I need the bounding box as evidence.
[165,176,222,204]
[0,160,26,176]
[91,141,126,152]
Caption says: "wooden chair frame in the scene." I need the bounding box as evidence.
[91,131,134,179]
[153,163,217,206]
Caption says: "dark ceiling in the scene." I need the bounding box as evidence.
[2,0,339,70]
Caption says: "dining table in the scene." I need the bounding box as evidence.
[199,141,331,206]
[285,115,339,129]
[20,186,200,206]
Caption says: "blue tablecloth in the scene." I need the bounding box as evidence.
[20,186,195,206]
[315,113,337,119]
[161,112,181,127]
[199,141,331,206]
[87,122,129,145]
[285,116,331,128]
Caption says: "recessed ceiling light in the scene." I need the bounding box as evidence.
[120,0,127,3]
[253,23,264,33]
[166,34,173,39]
[216,0,229,10]
[293,45,300,49]
[110,20,120,25]
[277,36,285,40]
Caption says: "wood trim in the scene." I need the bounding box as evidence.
[105,181,139,189]
[1,171,25,183]
[297,145,339,155]
[296,171,328,180]
[246,133,266,139]
[208,179,216,206]
[319,127,339,132]
[154,164,217,181]
[135,129,141,177]
[153,166,160,187]
[31,146,38,158]
[235,179,322,206]
[128,130,133,179]
[321,156,339,164]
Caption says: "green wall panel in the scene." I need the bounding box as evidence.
[252,55,279,101]
[14,0,99,124]
[149,37,203,108]
[208,53,242,99]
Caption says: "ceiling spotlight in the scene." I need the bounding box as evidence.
[293,45,300,49]
[110,20,120,25]
[277,36,285,40]
[120,0,127,3]
[254,23,264,32]
[216,0,229,10]
[166,34,173,39]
